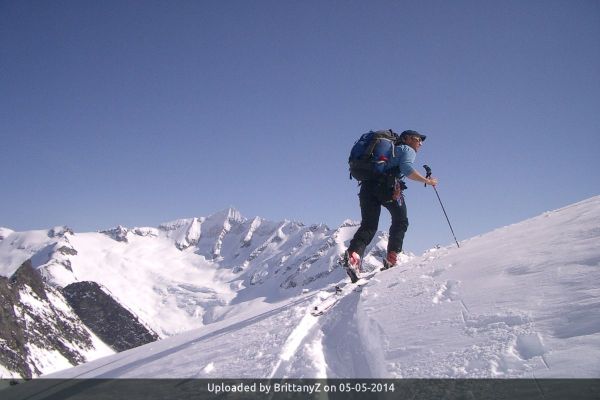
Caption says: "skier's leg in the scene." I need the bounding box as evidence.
[383,197,408,268]
[348,183,381,258]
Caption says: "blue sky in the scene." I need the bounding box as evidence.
[2,0,599,254]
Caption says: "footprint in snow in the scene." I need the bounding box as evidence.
[463,312,531,330]
[432,280,461,304]
[512,333,548,362]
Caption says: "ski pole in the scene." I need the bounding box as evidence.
[423,165,460,248]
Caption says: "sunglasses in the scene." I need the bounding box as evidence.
[411,136,423,143]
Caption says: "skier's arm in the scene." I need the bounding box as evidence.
[407,170,438,186]
[395,146,417,176]
[394,145,437,186]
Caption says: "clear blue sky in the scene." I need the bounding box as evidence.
[2,0,599,254]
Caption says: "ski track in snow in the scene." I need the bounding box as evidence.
[266,279,380,378]
[265,247,559,379]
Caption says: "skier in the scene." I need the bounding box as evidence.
[344,130,438,281]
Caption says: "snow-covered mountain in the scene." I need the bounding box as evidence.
[0,208,395,378]
[35,196,600,379]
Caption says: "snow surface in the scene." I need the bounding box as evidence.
[0,229,57,277]
[43,196,600,379]
[63,231,237,337]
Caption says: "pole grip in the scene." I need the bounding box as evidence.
[423,165,432,186]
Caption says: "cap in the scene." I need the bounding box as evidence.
[401,130,426,142]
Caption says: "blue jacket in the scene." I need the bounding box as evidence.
[387,144,417,178]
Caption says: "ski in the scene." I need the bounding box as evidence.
[310,286,344,316]
[310,270,377,316]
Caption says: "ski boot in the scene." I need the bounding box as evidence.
[380,251,397,271]
[343,251,361,283]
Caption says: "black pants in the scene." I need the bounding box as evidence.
[348,180,408,258]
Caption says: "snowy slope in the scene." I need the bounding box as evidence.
[44,196,600,379]
[0,209,394,377]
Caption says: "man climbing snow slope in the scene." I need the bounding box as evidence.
[345,129,437,282]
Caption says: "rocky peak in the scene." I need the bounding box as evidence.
[210,207,245,224]
[48,226,74,238]
[9,260,47,300]
[100,225,129,243]
[159,218,202,250]
[340,219,360,228]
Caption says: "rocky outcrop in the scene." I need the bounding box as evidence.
[0,261,92,378]
[62,282,159,352]
[100,225,129,243]
[0,261,162,378]
[0,273,29,378]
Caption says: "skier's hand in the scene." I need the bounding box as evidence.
[426,177,438,186]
